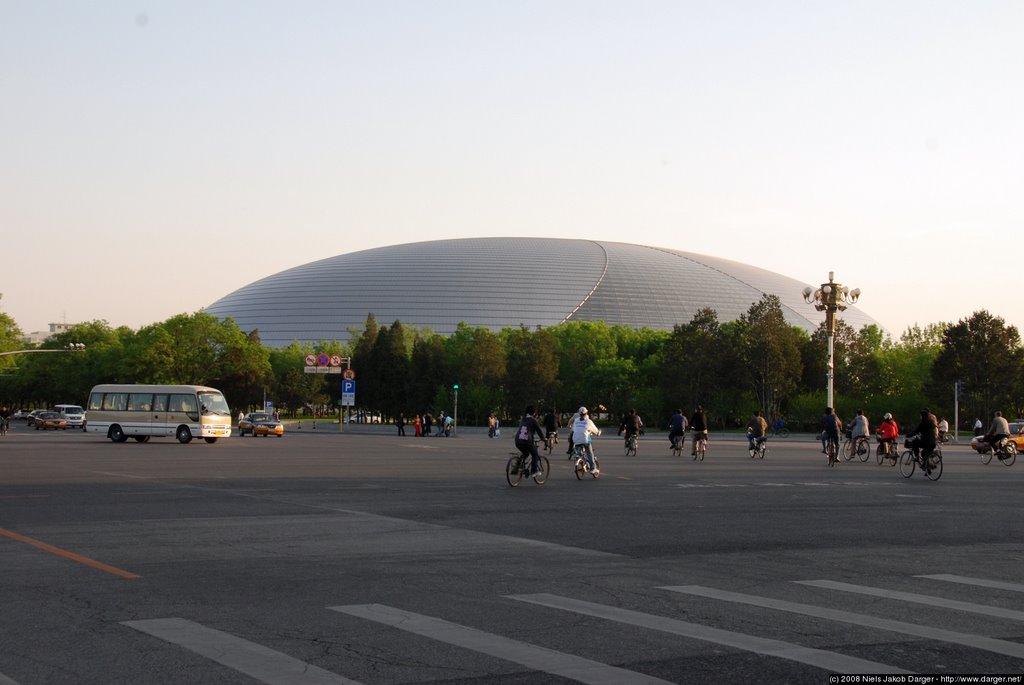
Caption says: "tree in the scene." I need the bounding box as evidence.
[929,311,1023,423]
[731,295,804,419]
[409,333,449,414]
[658,308,723,411]
[502,326,559,416]
[445,323,505,423]
[371,321,410,419]
[551,321,618,409]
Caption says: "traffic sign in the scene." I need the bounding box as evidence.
[317,354,330,366]
[304,354,317,366]
[342,369,356,381]
[341,379,356,406]
[330,354,342,367]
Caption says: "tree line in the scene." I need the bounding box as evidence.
[2,298,1022,432]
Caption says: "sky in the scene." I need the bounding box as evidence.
[2,1,1022,340]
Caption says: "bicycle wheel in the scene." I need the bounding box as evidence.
[856,438,869,462]
[697,439,706,461]
[842,439,855,461]
[876,444,885,465]
[899,450,916,478]
[980,447,993,465]
[1001,443,1016,466]
[826,439,838,466]
[533,456,550,485]
[748,444,757,458]
[574,457,586,480]
[925,454,943,481]
[506,456,524,487]
[777,428,790,438]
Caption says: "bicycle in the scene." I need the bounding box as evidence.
[771,426,790,438]
[977,438,1017,466]
[624,432,638,457]
[544,431,558,455]
[506,443,550,487]
[876,438,898,466]
[691,430,707,461]
[572,443,600,480]
[747,431,767,459]
[670,433,685,457]
[843,435,870,462]
[899,444,943,481]
[825,434,840,467]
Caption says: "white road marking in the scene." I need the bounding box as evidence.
[916,574,1024,593]
[796,579,1024,622]
[509,593,908,675]
[122,618,360,685]
[663,585,1024,660]
[0,671,22,685]
[329,604,671,685]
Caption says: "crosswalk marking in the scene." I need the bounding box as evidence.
[329,603,672,685]
[916,574,1024,593]
[122,618,360,685]
[663,585,1024,660]
[509,592,908,675]
[795,579,1024,622]
[0,671,21,685]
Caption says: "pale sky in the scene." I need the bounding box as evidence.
[3,2,1022,340]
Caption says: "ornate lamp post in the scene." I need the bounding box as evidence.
[0,342,86,357]
[802,272,860,409]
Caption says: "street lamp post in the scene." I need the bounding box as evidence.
[802,272,860,409]
[0,343,87,358]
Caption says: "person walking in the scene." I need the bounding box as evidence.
[396,412,406,436]
[414,414,422,437]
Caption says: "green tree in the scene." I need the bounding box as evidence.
[551,321,618,409]
[658,308,722,411]
[446,323,505,424]
[928,311,1023,424]
[731,295,804,419]
[502,326,559,416]
[409,333,449,414]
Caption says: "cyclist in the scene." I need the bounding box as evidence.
[982,410,1011,454]
[938,417,950,443]
[668,408,688,450]
[514,405,547,478]
[0,404,9,435]
[619,408,643,450]
[820,407,842,455]
[876,412,899,456]
[772,416,786,436]
[850,409,870,454]
[746,410,767,455]
[571,406,601,475]
[905,408,939,469]
[543,409,560,447]
[689,405,708,456]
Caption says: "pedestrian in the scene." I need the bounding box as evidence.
[424,412,433,437]
[396,412,406,436]
[974,417,984,436]
[237,410,244,425]
[488,413,497,438]
[414,414,422,437]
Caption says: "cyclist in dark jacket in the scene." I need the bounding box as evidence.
[689,406,708,456]
[515,406,547,478]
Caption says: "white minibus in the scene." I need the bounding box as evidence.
[85,384,232,443]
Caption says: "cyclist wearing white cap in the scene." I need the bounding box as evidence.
[571,406,601,475]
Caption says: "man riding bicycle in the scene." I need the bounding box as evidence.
[543,409,560,446]
[571,406,601,475]
[618,408,643,449]
[820,407,842,455]
[982,410,1011,453]
[746,410,767,454]
[514,405,547,479]
[689,405,708,456]
[905,408,939,468]
[668,408,688,449]
[849,409,870,454]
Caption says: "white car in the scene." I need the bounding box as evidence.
[54,404,87,429]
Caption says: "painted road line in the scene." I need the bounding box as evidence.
[0,527,141,579]
[329,603,672,685]
[0,671,21,684]
[509,593,908,675]
[664,585,1024,660]
[916,574,1024,593]
[122,618,360,685]
[796,579,1024,622]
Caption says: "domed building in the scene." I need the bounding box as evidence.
[205,238,879,348]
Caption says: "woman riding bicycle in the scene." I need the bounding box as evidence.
[689,405,708,457]
[876,412,899,455]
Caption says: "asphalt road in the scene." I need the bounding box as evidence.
[1,422,1023,684]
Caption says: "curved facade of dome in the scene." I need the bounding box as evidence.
[205,238,880,348]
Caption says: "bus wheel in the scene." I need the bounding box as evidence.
[109,425,128,443]
[176,426,192,444]
[204,437,217,444]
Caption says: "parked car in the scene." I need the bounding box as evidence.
[33,411,68,431]
[238,412,284,437]
[12,409,34,421]
[25,409,49,427]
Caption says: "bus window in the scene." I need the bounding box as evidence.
[169,394,198,413]
[128,394,153,412]
[153,395,169,412]
[102,393,128,411]
[88,393,104,411]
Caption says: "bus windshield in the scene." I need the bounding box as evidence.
[198,391,231,416]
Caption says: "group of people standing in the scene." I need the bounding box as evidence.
[396,411,453,437]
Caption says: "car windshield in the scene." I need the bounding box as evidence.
[250,414,271,422]
[62,406,83,414]
[198,392,230,416]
